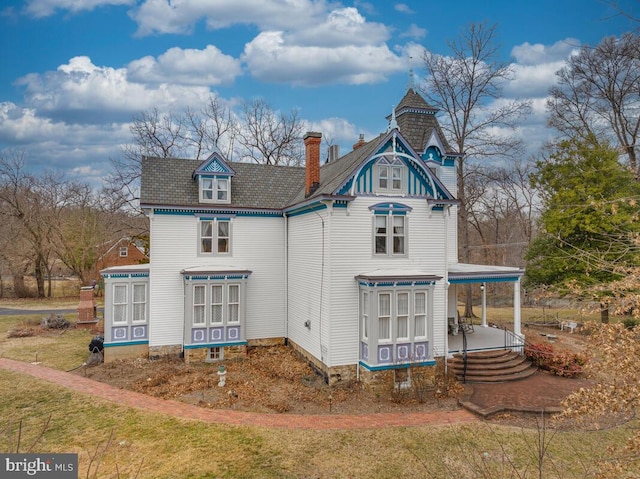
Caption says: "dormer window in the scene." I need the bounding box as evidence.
[193,151,235,205]
[376,157,405,194]
[200,177,230,204]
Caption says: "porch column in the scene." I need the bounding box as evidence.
[513,279,522,336]
[481,282,487,327]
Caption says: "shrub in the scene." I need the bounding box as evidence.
[525,342,587,378]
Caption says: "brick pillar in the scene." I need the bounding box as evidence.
[77,286,96,322]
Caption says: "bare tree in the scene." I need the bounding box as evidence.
[235,98,305,166]
[547,33,640,178]
[420,22,532,316]
[0,152,59,297]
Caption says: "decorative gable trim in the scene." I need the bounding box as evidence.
[336,130,456,202]
[192,150,235,178]
[369,202,413,214]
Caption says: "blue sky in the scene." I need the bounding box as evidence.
[0,0,636,185]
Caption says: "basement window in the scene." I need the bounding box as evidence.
[206,347,224,362]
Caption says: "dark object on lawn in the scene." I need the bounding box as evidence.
[89,335,104,353]
[41,314,72,330]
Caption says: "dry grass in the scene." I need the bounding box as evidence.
[0,305,637,477]
[0,370,635,478]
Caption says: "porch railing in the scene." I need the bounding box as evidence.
[503,327,525,355]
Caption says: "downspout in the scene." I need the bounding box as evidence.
[443,205,450,373]
[284,213,289,345]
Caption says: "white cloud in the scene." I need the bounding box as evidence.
[16,56,215,123]
[243,31,405,86]
[289,7,390,47]
[128,45,242,86]
[400,24,427,40]
[394,3,414,14]
[0,101,130,182]
[511,38,580,65]
[24,0,134,18]
[130,0,327,36]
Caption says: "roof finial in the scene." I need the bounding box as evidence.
[387,105,398,132]
[407,56,415,91]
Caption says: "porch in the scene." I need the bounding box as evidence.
[447,324,523,355]
[446,262,526,356]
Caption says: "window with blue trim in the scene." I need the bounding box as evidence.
[376,157,405,194]
[199,176,230,204]
[199,218,231,255]
[374,214,406,256]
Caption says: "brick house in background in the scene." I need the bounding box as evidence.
[96,237,148,279]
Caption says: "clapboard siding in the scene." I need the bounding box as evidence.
[287,210,328,362]
[326,198,450,366]
[148,213,286,348]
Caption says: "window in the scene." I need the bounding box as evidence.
[379,293,391,341]
[206,347,224,362]
[397,292,409,340]
[376,157,404,193]
[193,285,206,325]
[132,284,146,323]
[392,216,405,255]
[414,292,427,338]
[228,284,240,324]
[373,214,406,256]
[199,219,231,255]
[119,246,128,257]
[188,282,244,329]
[211,285,223,324]
[200,177,231,204]
[113,285,127,324]
[362,291,369,340]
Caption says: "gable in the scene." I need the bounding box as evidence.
[192,150,235,178]
[334,130,454,201]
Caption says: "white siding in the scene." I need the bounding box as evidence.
[148,212,286,348]
[287,210,329,363]
[291,198,450,367]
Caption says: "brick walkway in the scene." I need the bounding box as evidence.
[0,358,478,430]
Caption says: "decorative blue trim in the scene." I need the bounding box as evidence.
[152,208,282,218]
[183,274,250,281]
[286,203,327,217]
[369,202,412,214]
[357,280,437,287]
[184,341,247,350]
[358,360,436,371]
[104,340,149,348]
[193,153,235,178]
[102,273,150,279]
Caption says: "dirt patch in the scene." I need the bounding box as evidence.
[77,345,461,416]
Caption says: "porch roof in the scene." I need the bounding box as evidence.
[355,269,442,286]
[100,263,150,275]
[448,263,524,283]
[181,265,252,276]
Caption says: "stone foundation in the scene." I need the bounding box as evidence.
[184,345,248,365]
[148,344,183,359]
[247,337,286,347]
[104,343,149,363]
[287,339,357,385]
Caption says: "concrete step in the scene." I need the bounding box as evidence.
[459,365,538,383]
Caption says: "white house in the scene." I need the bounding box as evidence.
[101,88,525,383]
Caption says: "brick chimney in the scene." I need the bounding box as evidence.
[304,132,322,197]
[353,133,365,150]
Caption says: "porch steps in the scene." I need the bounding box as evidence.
[448,349,537,383]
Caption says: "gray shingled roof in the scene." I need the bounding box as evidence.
[140,88,455,211]
[392,88,455,155]
[140,157,306,210]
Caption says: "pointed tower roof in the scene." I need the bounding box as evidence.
[389,88,455,155]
